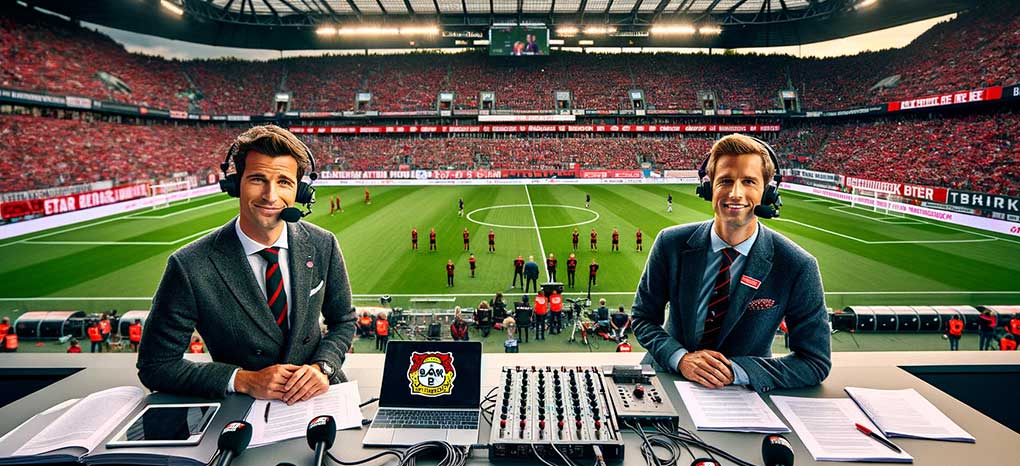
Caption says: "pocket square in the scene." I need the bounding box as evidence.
[309,280,324,297]
[747,298,776,311]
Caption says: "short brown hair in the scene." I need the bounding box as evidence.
[232,125,311,180]
[706,133,775,183]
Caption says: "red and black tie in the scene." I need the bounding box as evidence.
[257,247,289,335]
[700,247,735,350]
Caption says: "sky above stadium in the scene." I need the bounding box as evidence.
[85,14,955,61]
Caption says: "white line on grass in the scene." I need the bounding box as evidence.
[4,290,1020,302]
[829,206,924,225]
[24,227,217,246]
[523,184,549,282]
[126,198,233,219]
[776,218,998,244]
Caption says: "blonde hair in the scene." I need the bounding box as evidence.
[707,133,775,183]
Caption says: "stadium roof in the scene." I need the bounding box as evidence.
[26,0,977,50]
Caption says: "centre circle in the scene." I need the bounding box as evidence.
[465,204,601,229]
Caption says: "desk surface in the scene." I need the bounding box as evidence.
[1,352,1019,465]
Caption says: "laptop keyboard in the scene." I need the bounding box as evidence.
[373,409,479,430]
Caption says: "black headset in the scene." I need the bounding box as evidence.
[219,136,318,223]
[695,135,783,219]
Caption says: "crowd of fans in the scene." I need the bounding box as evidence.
[2,3,1018,113]
[2,109,1017,196]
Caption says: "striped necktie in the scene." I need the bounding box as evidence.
[256,247,289,335]
[700,247,735,349]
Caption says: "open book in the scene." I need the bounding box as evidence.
[844,387,975,443]
[0,386,226,466]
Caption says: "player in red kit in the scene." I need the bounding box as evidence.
[488,229,496,253]
[469,254,477,277]
[364,187,371,204]
[588,259,599,288]
[429,228,437,251]
[611,228,620,251]
[411,228,418,250]
[446,260,455,287]
[590,229,598,251]
[572,228,579,251]
[566,253,578,288]
[329,195,336,216]
[635,228,643,252]
[463,228,470,251]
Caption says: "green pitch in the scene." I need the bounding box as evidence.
[2,184,1019,325]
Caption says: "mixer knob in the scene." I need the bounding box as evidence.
[595,420,602,429]
[500,419,506,429]
[539,420,546,430]
[634,385,645,399]
[558,420,565,430]
[575,420,583,429]
[500,413,507,420]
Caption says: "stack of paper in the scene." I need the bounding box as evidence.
[673,381,790,433]
[244,381,362,448]
[844,387,975,442]
[771,396,914,463]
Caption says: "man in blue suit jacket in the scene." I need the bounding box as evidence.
[632,134,830,392]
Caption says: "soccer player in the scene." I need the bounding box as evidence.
[512,255,525,288]
[329,195,336,216]
[611,228,620,252]
[488,229,496,253]
[429,228,437,251]
[458,198,464,217]
[588,258,599,288]
[636,228,643,252]
[364,187,371,204]
[585,193,591,208]
[446,259,455,287]
[411,228,419,250]
[336,194,342,213]
[546,253,558,282]
[566,253,577,288]
[590,228,598,251]
[571,228,579,251]
[469,254,477,278]
[463,228,470,251]
[667,193,673,213]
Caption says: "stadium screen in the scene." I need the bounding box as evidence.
[488,26,549,56]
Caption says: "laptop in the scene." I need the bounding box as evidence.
[363,341,482,446]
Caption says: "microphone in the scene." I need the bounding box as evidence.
[280,206,305,223]
[212,421,251,466]
[753,204,779,219]
[762,434,795,466]
[306,415,337,466]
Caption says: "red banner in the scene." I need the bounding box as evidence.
[887,86,1002,112]
[845,177,948,203]
[318,170,502,180]
[290,124,781,135]
[1,183,150,220]
[580,170,644,179]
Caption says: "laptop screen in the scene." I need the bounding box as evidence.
[378,341,482,408]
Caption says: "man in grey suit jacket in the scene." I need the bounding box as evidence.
[138,125,356,402]
[632,134,830,392]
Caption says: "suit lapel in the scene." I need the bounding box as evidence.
[718,225,774,346]
[209,219,284,345]
[679,222,711,348]
[283,222,317,360]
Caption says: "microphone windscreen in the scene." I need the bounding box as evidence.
[753,204,778,219]
[306,415,337,450]
[762,434,795,466]
[217,421,252,454]
[280,207,303,223]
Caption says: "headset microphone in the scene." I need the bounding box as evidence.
[280,206,305,223]
[754,204,780,219]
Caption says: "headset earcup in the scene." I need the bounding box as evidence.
[295,182,315,205]
[696,181,713,201]
[761,184,779,206]
[219,174,240,198]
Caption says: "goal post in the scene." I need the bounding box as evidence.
[149,180,192,209]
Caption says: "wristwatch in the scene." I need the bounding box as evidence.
[315,361,336,383]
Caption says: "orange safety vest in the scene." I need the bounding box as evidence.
[128,324,142,343]
[98,320,111,334]
[1009,319,1020,336]
[948,319,964,337]
[534,296,548,315]
[189,341,204,353]
[88,326,103,342]
[358,316,373,327]
[550,294,563,312]
[0,323,9,336]
[4,332,17,350]
[375,319,390,336]
[1000,338,1017,351]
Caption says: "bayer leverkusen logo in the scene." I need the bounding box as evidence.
[407,352,456,397]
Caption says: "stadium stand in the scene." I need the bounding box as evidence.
[2,4,1018,113]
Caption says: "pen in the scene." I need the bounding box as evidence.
[855,423,901,453]
[264,402,271,423]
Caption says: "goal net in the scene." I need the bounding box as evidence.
[849,187,904,217]
[150,180,192,209]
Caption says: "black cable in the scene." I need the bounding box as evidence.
[626,421,681,466]
[549,442,581,466]
[652,427,757,466]
[326,449,402,466]
[530,443,560,466]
